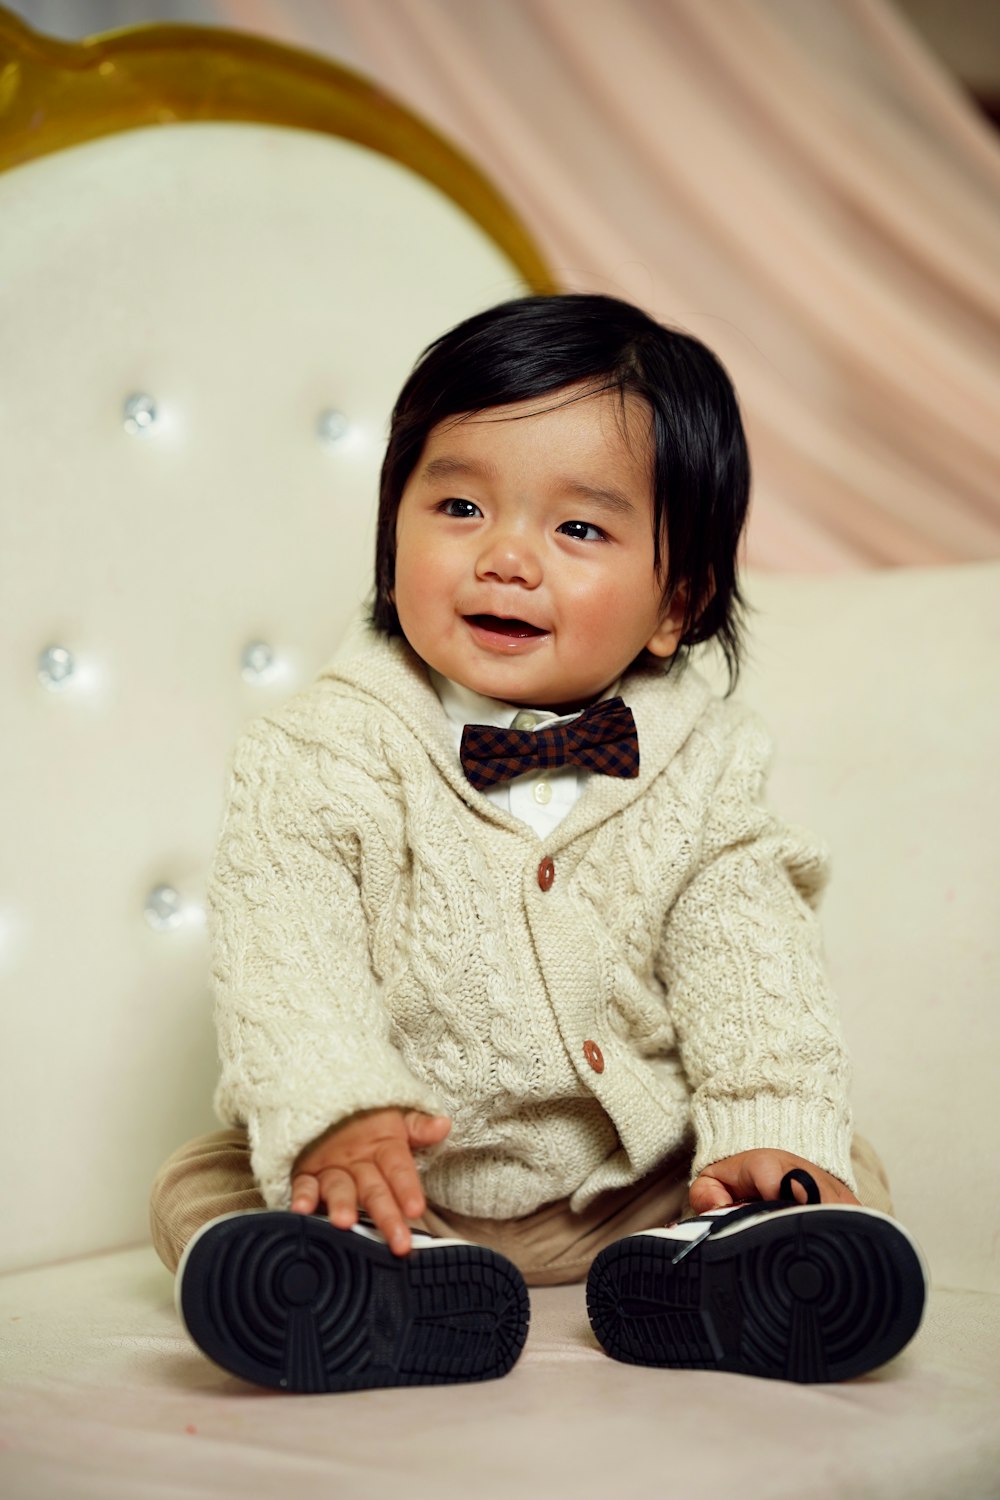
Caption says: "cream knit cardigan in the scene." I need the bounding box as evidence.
[208,627,856,1220]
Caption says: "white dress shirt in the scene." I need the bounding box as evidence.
[429,669,621,837]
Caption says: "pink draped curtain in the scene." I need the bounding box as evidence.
[218,0,1000,572]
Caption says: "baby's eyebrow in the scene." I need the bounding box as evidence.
[421,456,497,482]
[558,480,636,517]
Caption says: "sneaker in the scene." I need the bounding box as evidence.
[176,1207,530,1393]
[586,1168,928,1383]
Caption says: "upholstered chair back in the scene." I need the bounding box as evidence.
[0,12,549,1271]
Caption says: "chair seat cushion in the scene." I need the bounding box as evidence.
[2,1246,998,1496]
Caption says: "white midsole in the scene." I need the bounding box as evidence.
[634,1202,930,1296]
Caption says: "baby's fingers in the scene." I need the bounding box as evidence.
[290,1173,320,1214]
[351,1163,417,1255]
[688,1175,734,1213]
[316,1166,362,1230]
[405,1112,452,1145]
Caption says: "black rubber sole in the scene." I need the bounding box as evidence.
[178,1211,530,1393]
[586,1208,926,1383]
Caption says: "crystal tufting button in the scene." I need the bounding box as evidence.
[123,393,157,434]
[37,645,75,688]
[317,409,350,444]
[241,641,277,682]
[145,885,183,930]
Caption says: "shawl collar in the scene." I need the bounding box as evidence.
[316,624,716,849]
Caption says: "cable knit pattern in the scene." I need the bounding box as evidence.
[207,627,856,1219]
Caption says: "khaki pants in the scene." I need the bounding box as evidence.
[150,1127,893,1288]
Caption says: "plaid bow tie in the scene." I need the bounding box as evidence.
[460,697,640,792]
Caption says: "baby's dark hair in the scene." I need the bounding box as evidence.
[372,293,751,689]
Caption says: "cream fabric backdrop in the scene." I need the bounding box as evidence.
[12,0,1000,569]
[208,0,1000,573]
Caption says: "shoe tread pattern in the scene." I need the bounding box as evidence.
[586,1209,925,1383]
[180,1212,530,1393]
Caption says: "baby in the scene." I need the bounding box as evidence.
[150,293,927,1393]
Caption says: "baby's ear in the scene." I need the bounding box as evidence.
[645,588,688,659]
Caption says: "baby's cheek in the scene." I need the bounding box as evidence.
[567,573,658,655]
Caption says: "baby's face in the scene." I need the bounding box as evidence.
[392,383,684,711]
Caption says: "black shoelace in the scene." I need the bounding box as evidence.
[670,1168,822,1265]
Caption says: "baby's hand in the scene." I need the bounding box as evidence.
[289,1107,452,1256]
[689,1149,859,1214]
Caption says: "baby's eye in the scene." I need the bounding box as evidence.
[439,498,482,519]
[558,520,607,542]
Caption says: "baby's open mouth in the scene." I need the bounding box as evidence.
[466,614,547,638]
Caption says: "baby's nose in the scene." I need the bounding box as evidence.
[476,531,542,587]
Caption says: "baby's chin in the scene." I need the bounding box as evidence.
[453,667,619,714]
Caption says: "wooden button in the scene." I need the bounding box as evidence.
[537,856,555,891]
[583,1040,605,1073]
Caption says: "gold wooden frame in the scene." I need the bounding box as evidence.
[0,4,556,293]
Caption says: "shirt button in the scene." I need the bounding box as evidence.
[512,711,540,730]
[537,856,555,891]
[583,1040,605,1073]
[533,780,552,805]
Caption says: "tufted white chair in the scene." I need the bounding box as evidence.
[0,5,550,1273]
[1,9,998,1497]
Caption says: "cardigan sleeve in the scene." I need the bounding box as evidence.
[207,722,446,1211]
[656,706,857,1192]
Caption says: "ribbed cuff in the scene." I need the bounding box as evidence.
[691,1094,857,1194]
